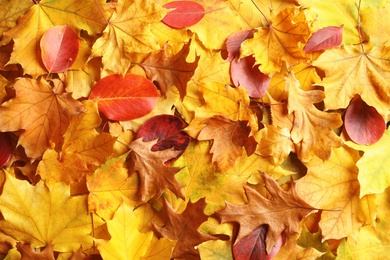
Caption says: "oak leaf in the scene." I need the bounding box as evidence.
[96,201,154,259]
[296,145,377,241]
[240,7,310,74]
[2,0,108,77]
[215,172,316,253]
[37,100,115,184]
[286,72,343,162]
[87,153,140,220]
[90,0,168,75]
[128,138,184,201]
[196,115,257,173]
[152,198,218,259]
[313,44,390,116]
[0,78,84,159]
[141,42,200,99]
[0,173,93,252]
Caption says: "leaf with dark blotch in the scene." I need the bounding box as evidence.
[136,114,191,162]
[231,56,270,98]
[0,133,13,168]
[153,198,218,259]
[89,74,159,121]
[304,25,343,53]
[40,25,79,73]
[162,1,205,29]
[141,42,199,99]
[345,95,385,145]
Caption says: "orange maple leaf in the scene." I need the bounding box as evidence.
[0,78,84,159]
[215,172,316,253]
[128,138,184,201]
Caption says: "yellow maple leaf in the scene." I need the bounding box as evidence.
[313,43,390,117]
[90,0,168,76]
[361,3,390,45]
[0,78,84,159]
[0,1,33,37]
[240,7,310,75]
[296,145,377,241]
[96,201,154,259]
[286,72,343,162]
[37,100,115,183]
[2,0,108,77]
[0,172,92,252]
[346,128,390,197]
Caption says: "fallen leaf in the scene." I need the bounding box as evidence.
[215,172,316,253]
[0,172,92,252]
[344,95,385,145]
[232,225,268,260]
[141,42,200,99]
[89,74,160,121]
[0,78,84,159]
[153,198,218,259]
[162,1,205,28]
[96,201,154,259]
[197,115,257,173]
[128,138,184,201]
[226,30,254,62]
[16,243,55,260]
[40,25,79,73]
[304,25,343,53]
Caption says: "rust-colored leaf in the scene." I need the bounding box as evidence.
[0,133,13,168]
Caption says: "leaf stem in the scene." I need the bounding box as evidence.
[357,0,365,53]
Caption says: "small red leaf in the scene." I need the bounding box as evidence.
[226,30,254,62]
[304,25,343,53]
[0,133,13,168]
[233,225,268,260]
[89,74,160,121]
[40,25,79,73]
[345,95,385,145]
[231,56,270,98]
[136,114,190,162]
[162,1,205,29]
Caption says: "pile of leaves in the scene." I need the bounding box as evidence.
[0,0,389,259]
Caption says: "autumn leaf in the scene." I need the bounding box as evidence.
[153,198,218,259]
[240,7,310,74]
[0,78,84,159]
[296,145,376,241]
[286,72,343,162]
[96,201,154,259]
[0,133,13,168]
[215,172,316,253]
[140,42,200,99]
[0,172,92,252]
[0,1,33,38]
[312,44,390,116]
[344,95,386,145]
[162,1,205,29]
[128,138,184,201]
[40,25,79,73]
[90,0,168,75]
[89,74,160,121]
[16,243,55,260]
[304,25,343,53]
[195,115,257,173]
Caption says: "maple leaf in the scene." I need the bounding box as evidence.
[0,1,33,37]
[313,44,390,117]
[196,115,257,173]
[37,100,115,184]
[140,42,200,99]
[240,7,310,74]
[87,153,140,220]
[96,201,154,259]
[296,145,377,241]
[361,4,390,45]
[152,198,218,259]
[215,172,316,253]
[0,78,84,159]
[2,0,109,77]
[90,0,168,75]
[0,173,92,252]
[286,72,343,162]
[128,138,184,201]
